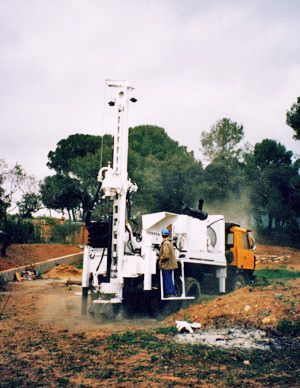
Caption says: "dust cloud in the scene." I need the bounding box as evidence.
[203,192,255,230]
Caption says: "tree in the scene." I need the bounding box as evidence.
[158,152,204,213]
[197,155,251,223]
[17,193,42,218]
[129,125,186,161]
[45,134,113,219]
[249,139,299,232]
[0,160,39,256]
[286,97,300,140]
[200,118,244,162]
[47,134,106,173]
[253,139,293,170]
[201,159,238,201]
[252,165,298,230]
[40,175,82,220]
[198,119,250,218]
[128,125,203,213]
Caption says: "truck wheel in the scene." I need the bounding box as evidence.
[89,303,124,321]
[230,274,247,291]
[183,277,201,308]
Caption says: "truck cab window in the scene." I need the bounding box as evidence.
[242,233,250,249]
[247,232,255,250]
[226,232,234,248]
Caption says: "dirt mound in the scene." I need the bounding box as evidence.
[165,278,300,329]
[0,244,83,271]
[43,264,82,280]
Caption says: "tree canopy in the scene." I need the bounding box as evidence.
[253,139,293,169]
[286,96,300,140]
[47,134,107,173]
[39,122,300,246]
[200,118,244,162]
[128,126,203,213]
[44,134,113,219]
[40,175,82,220]
[2,112,296,247]
[42,126,204,218]
[246,139,299,234]
[0,161,40,255]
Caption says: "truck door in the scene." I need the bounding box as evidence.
[236,230,255,270]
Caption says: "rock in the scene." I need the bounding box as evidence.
[274,293,283,299]
[215,335,226,341]
[262,315,277,325]
[174,328,276,350]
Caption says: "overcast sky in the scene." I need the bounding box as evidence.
[1,0,300,179]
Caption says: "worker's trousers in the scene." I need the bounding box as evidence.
[162,270,176,296]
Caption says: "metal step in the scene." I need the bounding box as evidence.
[160,263,195,301]
[93,298,121,304]
[161,296,194,301]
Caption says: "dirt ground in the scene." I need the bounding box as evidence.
[1,278,299,387]
[0,244,299,386]
[0,244,83,271]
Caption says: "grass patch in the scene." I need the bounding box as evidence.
[277,318,300,335]
[155,326,178,335]
[254,268,300,281]
[106,330,160,352]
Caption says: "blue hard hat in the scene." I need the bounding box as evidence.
[161,228,170,236]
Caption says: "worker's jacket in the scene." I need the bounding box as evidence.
[159,239,178,270]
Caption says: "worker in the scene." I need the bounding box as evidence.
[159,228,178,297]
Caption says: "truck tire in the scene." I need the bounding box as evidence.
[89,303,125,321]
[182,277,201,308]
[229,274,247,291]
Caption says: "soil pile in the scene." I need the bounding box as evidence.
[43,264,82,280]
[0,244,83,271]
[165,278,300,328]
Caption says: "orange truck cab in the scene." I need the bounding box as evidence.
[225,223,256,290]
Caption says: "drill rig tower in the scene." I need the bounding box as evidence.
[82,80,138,310]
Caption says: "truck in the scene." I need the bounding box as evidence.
[81,80,256,318]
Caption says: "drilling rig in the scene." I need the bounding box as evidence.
[81,80,256,318]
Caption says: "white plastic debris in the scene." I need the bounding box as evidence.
[175,320,201,334]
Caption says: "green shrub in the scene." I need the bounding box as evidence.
[50,222,81,243]
[1,217,43,244]
[35,216,56,225]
